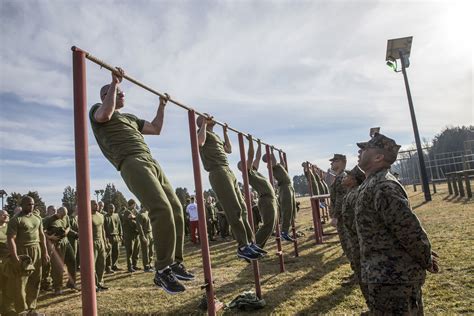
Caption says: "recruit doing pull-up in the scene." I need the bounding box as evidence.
[196,115,267,261]
[89,68,194,295]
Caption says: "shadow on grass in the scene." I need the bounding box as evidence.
[296,282,359,315]
[37,290,81,308]
[413,200,430,210]
[188,243,348,314]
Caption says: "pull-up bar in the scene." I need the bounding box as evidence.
[70,46,283,153]
[71,46,290,316]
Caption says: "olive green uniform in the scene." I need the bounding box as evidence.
[248,169,277,248]
[90,104,185,270]
[305,170,320,195]
[91,212,106,286]
[43,215,76,291]
[40,215,54,291]
[122,209,140,269]
[0,224,15,315]
[200,130,253,247]
[205,202,217,240]
[137,210,154,269]
[67,215,80,269]
[215,201,229,239]
[273,164,296,233]
[104,212,122,271]
[6,211,44,313]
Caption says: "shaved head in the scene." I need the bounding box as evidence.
[57,207,67,218]
[21,196,34,213]
[0,210,9,224]
[100,85,110,100]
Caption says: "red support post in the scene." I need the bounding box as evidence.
[282,152,299,257]
[238,134,262,299]
[266,145,285,273]
[72,48,97,316]
[310,197,324,244]
[187,110,221,316]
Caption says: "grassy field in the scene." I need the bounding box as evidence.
[38,183,473,315]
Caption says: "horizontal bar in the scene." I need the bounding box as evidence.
[71,46,284,153]
[310,194,331,199]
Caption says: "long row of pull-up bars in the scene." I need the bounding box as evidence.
[71,46,295,316]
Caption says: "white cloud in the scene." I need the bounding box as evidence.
[0,0,472,206]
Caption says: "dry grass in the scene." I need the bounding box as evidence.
[37,183,473,315]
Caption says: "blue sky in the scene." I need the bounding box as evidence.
[0,0,472,207]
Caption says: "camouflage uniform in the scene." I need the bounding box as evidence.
[355,133,433,315]
[329,169,349,257]
[341,166,369,304]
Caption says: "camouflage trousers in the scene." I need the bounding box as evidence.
[336,220,353,263]
[368,283,424,316]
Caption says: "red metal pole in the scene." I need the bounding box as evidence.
[266,145,285,273]
[188,110,220,316]
[72,48,97,316]
[310,197,323,244]
[282,152,299,257]
[238,134,262,299]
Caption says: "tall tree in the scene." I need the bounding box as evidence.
[203,189,216,200]
[61,186,77,214]
[175,187,190,209]
[102,183,128,212]
[5,192,22,213]
[292,174,309,196]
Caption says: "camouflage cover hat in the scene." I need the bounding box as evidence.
[346,165,366,185]
[329,154,346,162]
[357,133,401,164]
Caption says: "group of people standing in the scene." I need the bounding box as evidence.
[319,132,439,315]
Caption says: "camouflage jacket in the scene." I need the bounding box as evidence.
[355,169,432,284]
[341,187,359,240]
[329,171,347,219]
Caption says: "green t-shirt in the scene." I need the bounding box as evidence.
[205,203,216,221]
[199,131,228,172]
[43,215,70,241]
[0,225,9,258]
[273,164,291,186]
[248,169,275,198]
[137,211,152,234]
[7,211,42,247]
[123,209,139,236]
[91,212,104,241]
[104,213,122,236]
[89,103,152,170]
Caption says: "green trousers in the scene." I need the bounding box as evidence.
[40,241,53,290]
[209,166,254,248]
[5,244,42,313]
[0,256,16,315]
[279,184,296,233]
[51,238,76,290]
[255,196,277,248]
[120,155,184,270]
[123,234,140,269]
[68,237,79,268]
[105,235,120,270]
[93,240,106,286]
[140,232,154,268]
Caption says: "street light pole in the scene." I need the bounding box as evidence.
[399,50,432,202]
